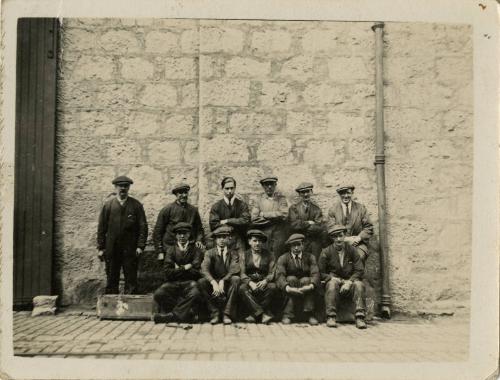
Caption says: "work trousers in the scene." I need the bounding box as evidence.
[197,276,240,320]
[238,282,277,317]
[324,278,366,318]
[283,276,316,320]
[153,280,201,321]
[105,250,138,294]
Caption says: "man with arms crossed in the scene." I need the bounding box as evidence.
[153,183,205,261]
[209,176,251,255]
[288,182,326,260]
[153,222,203,323]
[251,175,288,257]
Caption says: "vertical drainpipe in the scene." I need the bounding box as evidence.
[372,22,391,319]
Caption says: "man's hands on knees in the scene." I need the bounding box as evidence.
[211,279,225,296]
[340,280,352,295]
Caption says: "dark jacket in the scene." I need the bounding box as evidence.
[288,200,325,237]
[239,249,275,284]
[97,197,148,257]
[318,243,364,282]
[201,247,240,283]
[327,200,373,252]
[163,243,204,282]
[153,201,204,253]
[209,197,251,242]
[275,252,320,290]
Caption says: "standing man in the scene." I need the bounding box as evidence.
[275,233,320,325]
[198,225,241,325]
[153,222,203,323]
[238,229,277,324]
[328,185,373,264]
[288,182,326,260]
[153,183,205,261]
[251,176,289,257]
[319,225,367,329]
[97,176,148,294]
[209,176,251,254]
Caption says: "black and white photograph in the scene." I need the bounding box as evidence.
[1,1,498,379]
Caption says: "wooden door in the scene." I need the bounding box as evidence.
[14,18,59,307]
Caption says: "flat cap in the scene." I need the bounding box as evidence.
[212,225,234,236]
[328,224,347,235]
[171,183,191,194]
[336,185,355,194]
[259,176,278,185]
[285,233,305,245]
[112,175,133,185]
[246,229,268,242]
[173,222,192,233]
[295,182,314,193]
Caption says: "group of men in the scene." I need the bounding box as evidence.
[97,174,374,328]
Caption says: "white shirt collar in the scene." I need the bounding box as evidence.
[341,201,351,214]
[224,196,235,206]
[338,250,345,267]
[116,196,128,206]
[292,252,303,260]
[177,241,189,251]
[217,246,227,257]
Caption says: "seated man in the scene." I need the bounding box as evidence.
[238,229,277,324]
[319,224,367,329]
[198,225,240,325]
[153,222,203,323]
[275,233,320,325]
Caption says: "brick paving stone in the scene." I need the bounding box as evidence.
[12,313,470,362]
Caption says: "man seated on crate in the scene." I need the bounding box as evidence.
[318,224,367,329]
[275,233,320,326]
[153,222,204,324]
[198,225,241,325]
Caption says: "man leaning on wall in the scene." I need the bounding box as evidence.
[97,176,148,294]
[153,183,205,261]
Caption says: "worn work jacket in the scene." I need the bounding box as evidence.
[250,192,288,228]
[97,197,148,257]
[318,243,364,282]
[163,243,204,282]
[239,249,275,284]
[201,247,240,283]
[327,200,373,252]
[153,201,204,253]
[209,197,251,242]
[288,200,326,238]
[275,252,320,290]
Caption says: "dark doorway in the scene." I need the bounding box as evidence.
[14,18,59,307]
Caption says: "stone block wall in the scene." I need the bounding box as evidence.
[55,19,472,315]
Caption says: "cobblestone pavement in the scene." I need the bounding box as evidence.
[13,311,469,362]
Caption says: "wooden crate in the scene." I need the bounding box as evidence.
[97,294,154,320]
